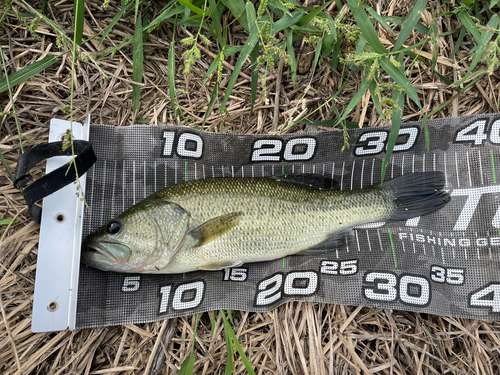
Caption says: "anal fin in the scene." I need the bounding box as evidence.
[296,228,354,255]
[198,260,243,271]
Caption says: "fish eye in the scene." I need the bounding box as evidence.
[106,220,122,235]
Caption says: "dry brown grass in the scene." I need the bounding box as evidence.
[1,0,500,374]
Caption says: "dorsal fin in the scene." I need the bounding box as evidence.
[269,173,340,191]
[189,212,243,247]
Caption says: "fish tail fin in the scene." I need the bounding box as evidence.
[383,171,450,222]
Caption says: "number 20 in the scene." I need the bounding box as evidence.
[251,138,316,162]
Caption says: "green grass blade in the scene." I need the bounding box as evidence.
[220,16,260,111]
[381,55,405,183]
[285,29,297,86]
[245,1,257,31]
[382,16,429,35]
[223,319,234,375]
[178,354,195,375]
[429,22,439,72]
[364,5,394,34]
[221,0,248,31]
[168,40,178,121]
[334,71,370,127]
[346,0,387,54]
[368,80,384,119]
[457,10,481,42]
[296,1,331,27]
[250,44,259,115]
[132,10,144,113]
[202,54,221,87]
[202,82,219,126]
[177,0,206,16]
[379,56,422,109]
[99,2,133,46]
[393,0,428,50]
[451,25,466,58]
[271,10,303,34]
[74,0,84,46]
[311,37,323,73]
[221,310,255,375]
[210,311,215,339]
[145,3,184,34]
[208,0,222,43]
[0,55,58,93]
[460,14,499,83]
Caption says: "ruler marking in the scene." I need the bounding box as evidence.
[232,165,235,178]
[388,228,397,268]
[101,160,107,225]
[153,160,156,192]
[377,229,383,252]
[262,165,265,177]
[391,156,394,179]
[341,162,345,190]
[412,154,415,174]
[132,160,136,206]
[491,149,497,183]
[312,164,315,174]
[351,161,355,190]
[111,161,117,217]
[174,160,177,185]
[433,153,436,172]
[444,152,448,187]
[144,160,147,197]
[322,164,325,176]
[466,151,472,187]
[89,162,96,227]
[184,161,188,182]
[441,248,445,264]
[361,159,365,188]
[252,165,254,178]
[355,230,360,252]
[402,242,406,253]
[412,242,416,254]
[331,163,335,179]
[489,248,492,260]
[478,150,484,185]
[455,152,460,187]
[371,159,374,185]
[477,248,480,260]
[422,153,425,173]
[124,161,127,212]
[195,162,197,180]
[302,164,305,174]
[401,155,404,176]
[366,230,372,252]
[422,244,426,255]
[203,164,206,179]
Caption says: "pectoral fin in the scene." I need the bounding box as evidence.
[296,228,354,255]
[189,212,243,247]
[198,260,243,271]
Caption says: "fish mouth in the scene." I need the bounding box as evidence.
[82,240,132,265]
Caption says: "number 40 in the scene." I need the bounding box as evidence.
[455,119,500,146]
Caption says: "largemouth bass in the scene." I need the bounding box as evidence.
[82,172,450,274]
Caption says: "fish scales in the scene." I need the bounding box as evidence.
[82,172,450,274]
[155,178,392,273]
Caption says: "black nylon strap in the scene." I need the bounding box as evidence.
[14,140,97,223]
